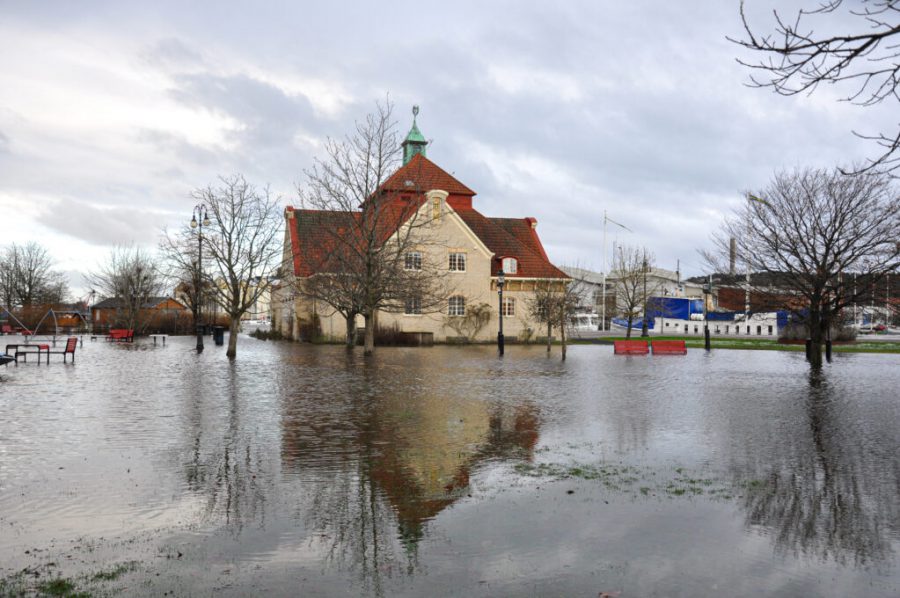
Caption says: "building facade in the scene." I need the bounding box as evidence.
[273,114,568,343]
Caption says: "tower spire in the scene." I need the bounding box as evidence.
[402,105,427,165]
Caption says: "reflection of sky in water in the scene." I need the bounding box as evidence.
[0,338,897,596]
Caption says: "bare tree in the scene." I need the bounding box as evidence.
[0,242,68,308]
[296,101,450,355]
[196,174,282,359]
[86,245,166,332]
[705,167,900,366]
[612,246,659,339]
[527,278,580,360]
[159,225,208,327]
[731,0,900,173]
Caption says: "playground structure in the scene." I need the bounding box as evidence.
[0,305,90,348]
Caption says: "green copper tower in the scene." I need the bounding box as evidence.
[402,105,427,165]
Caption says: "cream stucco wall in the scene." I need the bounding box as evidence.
[283,195,562,343]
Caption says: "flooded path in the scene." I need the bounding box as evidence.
[1,336,898,596]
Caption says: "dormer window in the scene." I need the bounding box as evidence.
[502,257,518,274]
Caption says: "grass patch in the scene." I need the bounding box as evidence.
[37,578,90,597]
[90,561,138,582]
[511,459,771,502]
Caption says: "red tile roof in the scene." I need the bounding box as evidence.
[380,153,476,196]
[453,208,567,279]
[287,156,566,281]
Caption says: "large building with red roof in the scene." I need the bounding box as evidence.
[274,112,568,343]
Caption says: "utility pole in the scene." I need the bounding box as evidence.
[601,211,631,333]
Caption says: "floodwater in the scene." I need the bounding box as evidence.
[0,336,898,597]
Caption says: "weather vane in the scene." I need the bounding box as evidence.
[412,105,419,119]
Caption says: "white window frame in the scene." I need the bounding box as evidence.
[405,251,422,271]
[502,296,515,317]
[448,296,466,316]
[449,252,467,272]
[501,257,518,274]
[404,296,422,315]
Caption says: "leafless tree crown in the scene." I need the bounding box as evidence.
[194,174,283,357]
[295,101,452,352]
[0,242,68,308]
[85,245,165,331]
[731,0,900,173]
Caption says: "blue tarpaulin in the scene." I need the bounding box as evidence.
[646,297,704,320]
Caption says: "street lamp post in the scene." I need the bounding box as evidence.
[703,274,712,351]
[497,269,505,356]
[190,204,210,352]
[640,257,649,337]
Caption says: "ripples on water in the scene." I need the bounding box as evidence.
[0,336,898,597]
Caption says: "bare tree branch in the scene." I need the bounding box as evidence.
[731,0,900,173]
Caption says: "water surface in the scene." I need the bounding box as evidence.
[0,336,898,596]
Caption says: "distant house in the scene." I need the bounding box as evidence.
[91,296,190,331]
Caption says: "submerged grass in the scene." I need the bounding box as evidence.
[513,459,773,502]
[0,561,140,598]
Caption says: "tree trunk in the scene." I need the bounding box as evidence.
[226,317,240,358]
[807,307,823,367]
[560,305,567,361]
[546,322,552,353]
[625,315,634,339]
[345,312,358,348]
[363,313,375,356]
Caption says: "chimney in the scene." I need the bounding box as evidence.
[729,238,736,276]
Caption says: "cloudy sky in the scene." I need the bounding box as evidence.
[0,1,892,299]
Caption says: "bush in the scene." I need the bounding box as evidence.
[779,321,857,342]
[250,327,285,341]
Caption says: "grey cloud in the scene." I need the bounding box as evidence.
[167,72,320,147]
[136,128,218,166]
[141,37,205,72]
[43,200,166,246]
[0,130,9,153]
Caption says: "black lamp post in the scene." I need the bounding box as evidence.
[703,275,712,351]
[190,204,210,352]
[497,269,505,356]
[640,257,649,337]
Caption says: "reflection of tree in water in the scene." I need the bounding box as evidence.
[736,368,899,566]
[180,364,269,534]
[281,370,540,595]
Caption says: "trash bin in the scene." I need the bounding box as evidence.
[213,326,225,346]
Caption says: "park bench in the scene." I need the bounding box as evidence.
[614,340,649,355]
[106,329,134,342]
[47,337,79,363]
[651,340,687,355]
[0,324,12,335]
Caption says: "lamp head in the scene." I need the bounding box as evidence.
[202,210,210,227]
[190,215,198,229]
[498,269,505,286]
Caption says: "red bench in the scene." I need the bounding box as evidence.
[614,340,649,355]
[0,324,12,335]
[106,329,134,342]
[651,340,687,355]
[48,337,79,363]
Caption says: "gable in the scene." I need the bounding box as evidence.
[380,153,476,197]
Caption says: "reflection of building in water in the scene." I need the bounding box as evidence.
[281,394,539,542]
